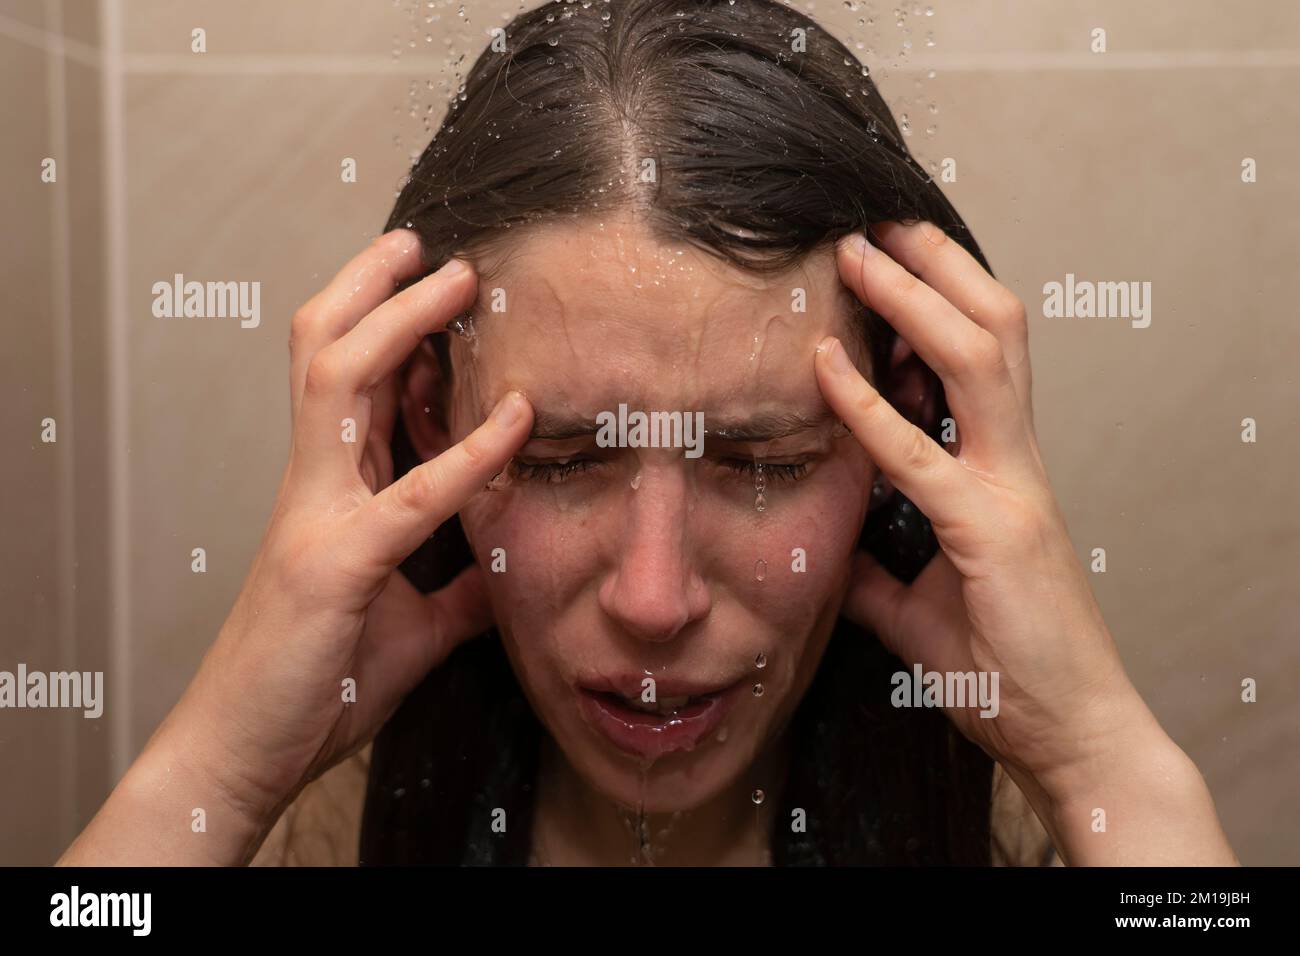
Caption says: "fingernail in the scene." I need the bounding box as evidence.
[840,231,875,258]
[819,336,856,377]
[490,390,525,428]
[441,257,471,277]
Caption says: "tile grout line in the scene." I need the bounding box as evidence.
[44,0,77,843]
[0,10,100,66]
[98,0,131,782]
[1,26,1295,74]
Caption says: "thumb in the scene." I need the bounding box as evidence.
[843,550,963,672]
[424,563,495,663]
[841,550,913,661]
[360,564,494,704]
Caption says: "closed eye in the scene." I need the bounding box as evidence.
[507,457,813,485]
[510,458,600,484]
[721,459,810,482]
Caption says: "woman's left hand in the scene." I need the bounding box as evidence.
[814,221,1236,865]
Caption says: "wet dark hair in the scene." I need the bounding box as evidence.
[361,0,999,865]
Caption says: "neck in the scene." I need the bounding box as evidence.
[529,733,790,866]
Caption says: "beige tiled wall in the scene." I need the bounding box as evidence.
[2,0,1296,864]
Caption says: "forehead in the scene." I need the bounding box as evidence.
[460,215,856,409]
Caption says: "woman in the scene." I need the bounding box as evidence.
[60,0,1236,866]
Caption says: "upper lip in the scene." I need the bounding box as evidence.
[578,674,742,700]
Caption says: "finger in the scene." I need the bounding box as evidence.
[290,229,425,424]
[359,565,494,703]
[815,335,974,529]
[360,375,399,492]
[350,390,532,569]
[842,550,964,672]
[870,220,1033,425]
[836,230,1035,473]
[295,257,476,481]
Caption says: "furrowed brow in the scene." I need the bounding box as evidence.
[528,410,602,441]
[519,407,837,443]
[705,408,837,442]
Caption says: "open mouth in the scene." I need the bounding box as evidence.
[588,690,717,723]
[576,679,745,761]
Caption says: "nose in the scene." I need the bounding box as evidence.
[597,466,711,644]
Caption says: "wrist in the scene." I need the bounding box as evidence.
[136,723,276,865]
[1006,700,1237,866]
[168,655,301,839]
[58,715,276,866]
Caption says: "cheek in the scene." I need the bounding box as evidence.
[694,453,873,723]
[459,487,613,696]
[459,447,872,668]
[700,453,872,621]
[460,491,596,611]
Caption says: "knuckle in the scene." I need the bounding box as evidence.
[394,466,437,513]
[268,531,325,593]
[852,379,887,420]
[289,303,319,344]
[457,431,492,473]
[900,424,933,473]
[996,287,1027,322]
[967,329,1008,375]
[990,287,1028,330]
[917,220,949,248]
[302,349,343,399]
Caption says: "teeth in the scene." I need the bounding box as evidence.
[623,694,691,714]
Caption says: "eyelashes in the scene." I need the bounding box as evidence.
[723,459,809,483]
[511,459,600,484]
[509,457,811,485]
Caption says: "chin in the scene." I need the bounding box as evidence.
[569,737,753,815]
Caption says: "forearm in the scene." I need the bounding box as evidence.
[1008,710,1238,866]
[57,700,276,867]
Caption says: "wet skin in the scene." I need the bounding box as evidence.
[401,214,878,856]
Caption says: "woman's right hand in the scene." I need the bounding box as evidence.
[60,230,533,865]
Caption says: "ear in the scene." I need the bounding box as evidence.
[398,338,454,462]
[870,334,941,506]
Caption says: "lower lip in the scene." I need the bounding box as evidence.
[578,683,742,761]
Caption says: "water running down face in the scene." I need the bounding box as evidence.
[403,212,879,814]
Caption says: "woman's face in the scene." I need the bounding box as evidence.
[437,214,875,813]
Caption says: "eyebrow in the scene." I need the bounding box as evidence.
[524,407,837,443]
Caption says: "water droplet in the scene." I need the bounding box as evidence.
[486,463,513,491]
[752,683,764,698]
[755,652,767,669]
[754,559,767,582]
[751,789,766,806]
[448,314,475,340]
